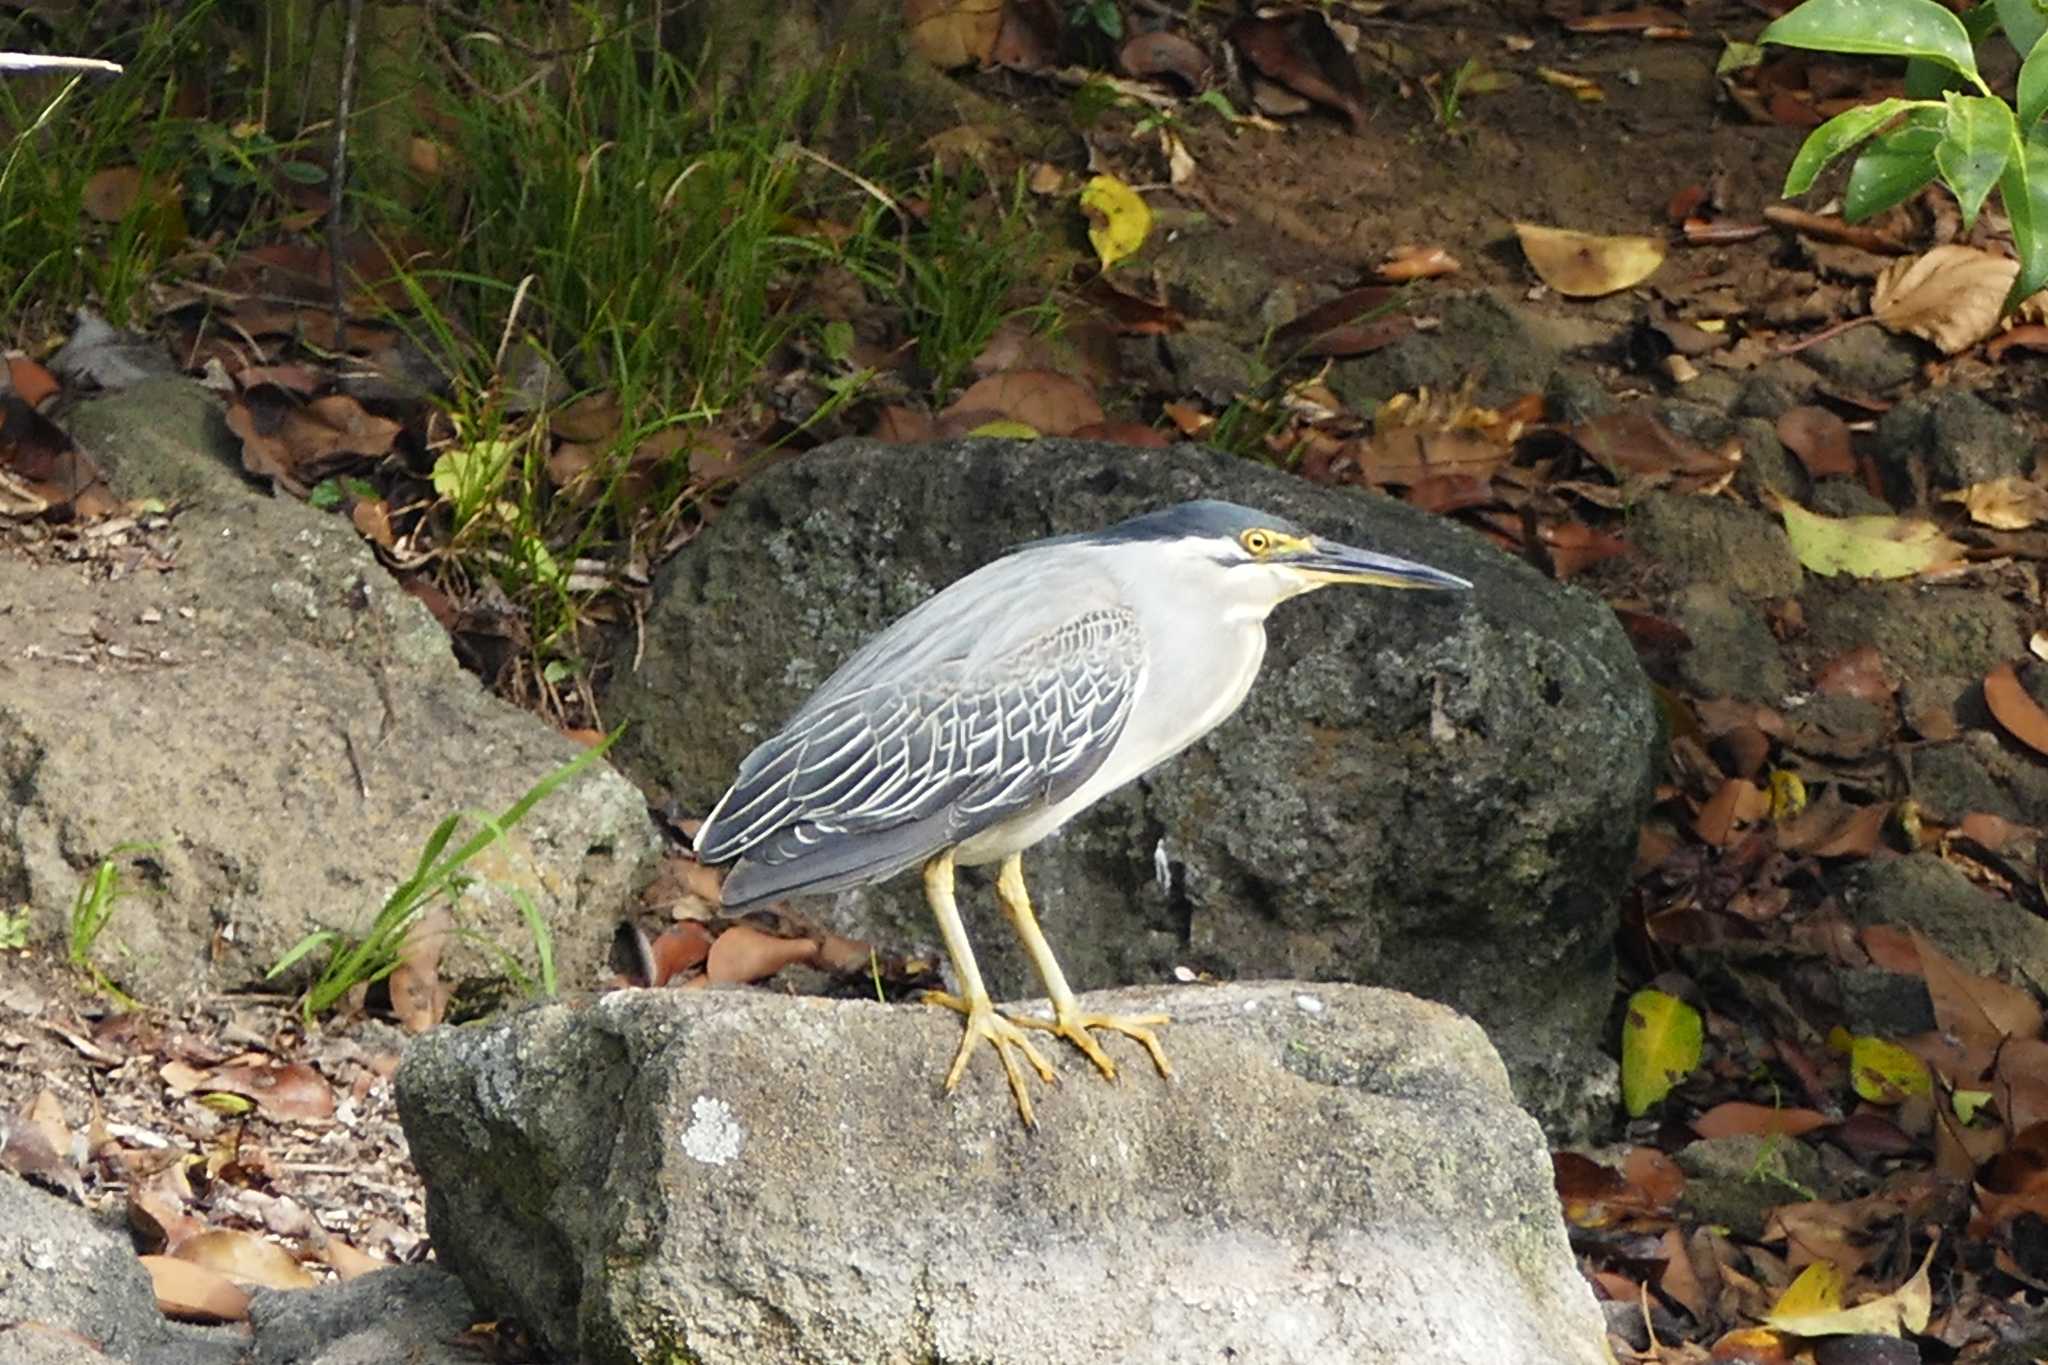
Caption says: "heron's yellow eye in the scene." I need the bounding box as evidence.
[1241,529,1274,556]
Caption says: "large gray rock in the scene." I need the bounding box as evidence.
[0,378,662,1005]
[606,437,1658,1134]
[0,1162,486,1365]
[396,982,1611,1365]
[0,1171,239,1365]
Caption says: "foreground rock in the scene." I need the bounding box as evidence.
[0,378,661,1003]
[0,1167,483,1364]
[397,982,1609,1365]
[606,437,1659,1134]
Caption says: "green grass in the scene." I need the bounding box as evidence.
[66,843,154,1004]
[268,732,615,1022]
[370,19,1058,675]
[6,7,1061,701]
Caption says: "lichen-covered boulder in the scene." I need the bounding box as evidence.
[397,983,1611,1365]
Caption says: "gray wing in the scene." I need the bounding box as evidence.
[696,606,1143,906]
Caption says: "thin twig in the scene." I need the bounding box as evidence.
[327,0,367,327]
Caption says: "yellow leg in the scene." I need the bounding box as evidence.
[920,849,1056,1126]
[995,853,1173,1084]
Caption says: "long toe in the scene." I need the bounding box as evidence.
[924,990,1057,1127]
[1011,1007,1174,1083]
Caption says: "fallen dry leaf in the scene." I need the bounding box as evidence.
[943,369,1103,436]
[1516,223,1664,297]
[1872,245,2017,355]
[1776,405,1856,479]
[142,1255,252,1323]
[703,923,822,986]
[1227,13,1368,133]
[175,1228,319,1291]
[905,0,1004,69]
[1691,1102,1832,1140]
[1941,475,2048,530]
[1983,661,2048,759]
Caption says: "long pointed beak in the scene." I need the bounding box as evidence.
[1291,537,1472,591]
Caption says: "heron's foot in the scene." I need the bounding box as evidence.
[923,990,1058,1127]
[1009,1005,1174,1084]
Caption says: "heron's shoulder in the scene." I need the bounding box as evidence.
[782,549,1127,720]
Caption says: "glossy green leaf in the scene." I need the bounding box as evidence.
[1621,988,1703,1117]
[1937,95,2017,228]
[1845,111,1944,218]
[2021,29,2048,128]
[1997,0,2048,66]
[1762,0,1986,91]
[1904,56,1971,98]
[1784,98,1925,195]
[2002,133,2048,301]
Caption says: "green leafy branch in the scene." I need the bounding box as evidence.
[1763,0,2048,305]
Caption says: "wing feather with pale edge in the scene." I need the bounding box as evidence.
[696,605,1143,905]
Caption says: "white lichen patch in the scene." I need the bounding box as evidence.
[679,1095,745,1166]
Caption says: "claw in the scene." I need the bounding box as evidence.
[925,989,1057,1126]
[1009,1005,1173,1083]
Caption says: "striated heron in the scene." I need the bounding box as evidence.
[694,500,1471,1126]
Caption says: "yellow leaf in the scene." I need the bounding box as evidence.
[1080,174,1151,270]
[1768,768,1806,821]
[1769,1260,1845,1321]
[1621,987,1701,1117]
[963,419,1040,439]
[1764,1238,1935,1338]
[1849,1035,1931,1104]
[1766,491,1966,580]
[1514,222,1663,297]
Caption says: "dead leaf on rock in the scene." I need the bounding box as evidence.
[1984,662,2048,759]
[1569,407,1738,488]
[1776,405,1856,479]
[1778,794,1892,857]
[1377,244,1460,281]
[176,1228,319,1291]
[906,0,1003,70]
[943,369,1103,436]
[142,1255,251,1323]
[1227,13,1368,133]
[1516,223,1665,297]
[388,907,453,1034]
[1942,476,2048,530]
[200,1060,336,1122]
[1,394,119,518]
[318,1238,387,1280]
[704,923,822,986]
[1872,245,2017,355]
[1118,31,1211,89]
[1691,1102,1831,1140]
[226,391,402,497]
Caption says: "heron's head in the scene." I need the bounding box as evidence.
[1093,500,1472,620]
